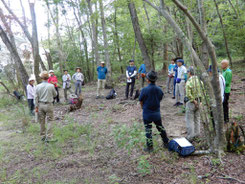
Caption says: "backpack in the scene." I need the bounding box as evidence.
[134,89,140,100]
[106,89,117,100]
[168,137,195,156]
[225,122,245,152]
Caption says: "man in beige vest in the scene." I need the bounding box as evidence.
[35,71,57,142]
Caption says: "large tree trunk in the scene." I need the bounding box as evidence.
[0,25,29,91]
[128,1,152,71]
[87,0,100,67]
[144,0,225,155]
[197,0,209,69]
[213,0,233,66]
[29,2,41,83]
[99,0,112,86]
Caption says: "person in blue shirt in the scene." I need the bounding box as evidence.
[125,60,137,100]
[96,61,108,99]
[166,59,175,94]
[138,63,147,88]
[139,71,169,153]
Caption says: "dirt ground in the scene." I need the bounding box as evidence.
[0,61,244,184]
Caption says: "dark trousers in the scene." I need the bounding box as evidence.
[144,119,169,148]
[28,99,34,114]
[125,80,135,98]
[141,77,145,88]
[223,93,230,123]
[55,87,60,103]
[173,78,177,97]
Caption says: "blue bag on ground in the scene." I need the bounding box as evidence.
[168,137,195,156]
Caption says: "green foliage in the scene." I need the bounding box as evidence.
[112,122,145,154]
[137,155,152,176]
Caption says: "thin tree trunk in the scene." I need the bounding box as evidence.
[29,2,41,83]
[87,0,100,67]
[99,0,112,86]
[213,0,233,66]
[128,1,152,71]
[0,25,29,91]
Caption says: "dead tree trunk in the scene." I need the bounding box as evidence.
[128,1,152,71]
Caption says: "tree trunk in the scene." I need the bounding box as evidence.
[87,0,100,67]
[213,0,233,66]
[197,0,209,69]
[114,6,123,74]
[144,0,225,155]
[0,25,29,91]
[99,0,112,86]
[29,3,41,83]
[44,49,53,70]
[128,1,152,71]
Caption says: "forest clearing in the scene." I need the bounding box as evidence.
[0,0,245,183]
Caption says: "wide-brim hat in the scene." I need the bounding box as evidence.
[76,67,81,70]
[40,71,49,79]
[146,71,158,82]
[101,61,105,64]
[28,77,35,82]
[49,70,54,73]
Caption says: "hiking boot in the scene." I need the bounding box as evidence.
[173,102,179,106]
[143,147,154,153]
[96,96,100,99]
[172,97,175,99]
[178,103,183,106]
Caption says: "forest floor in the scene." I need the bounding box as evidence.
[0,60,244,184]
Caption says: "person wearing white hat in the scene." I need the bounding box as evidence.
[27,76,36,116]
[96,61,107,99]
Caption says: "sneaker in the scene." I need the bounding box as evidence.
[143,147,154,153]
[96,96,100,99]
[173,102,179,106]
[178,103,184,106]
[172,97,175,99]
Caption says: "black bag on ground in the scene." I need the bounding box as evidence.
[106,89,117,100]
[134,89,140,100]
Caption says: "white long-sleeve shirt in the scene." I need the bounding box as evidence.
[72,72,84,82]
[27,84,36,99]
[62,74,71,89]
[219,74,225,102]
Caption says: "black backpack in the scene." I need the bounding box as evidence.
[106,89,117,100]
[134,89,140,100]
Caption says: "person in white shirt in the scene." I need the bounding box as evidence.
[174,59,187,106]
[72,67,84,97]
[62,69,71,101]
[207,65,225,102]
[27,77,36,116]
[125,60,137,100]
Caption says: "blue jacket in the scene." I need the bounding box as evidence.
[97,66,107,79]
[126,66,137,78]
[173,64,178,79]
[138,64,146,74]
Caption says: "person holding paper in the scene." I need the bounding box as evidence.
[125,60,137,100]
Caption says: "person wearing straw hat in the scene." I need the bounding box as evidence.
[96,61,107,99]
[48,70,59,103]
[72,67,84,97]
[35,71,57,142]
[27,76,36,116]
[185,67,203,141]
[62,69,71,102]
[139,71,169,153]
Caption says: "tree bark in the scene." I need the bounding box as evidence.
[213,0,233,66]
[128,1,152,71]
[99,0,112,86]
[0,25,29,91]
[29,3,41,83]
[87,0,100,67]
[144,0,225,155]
